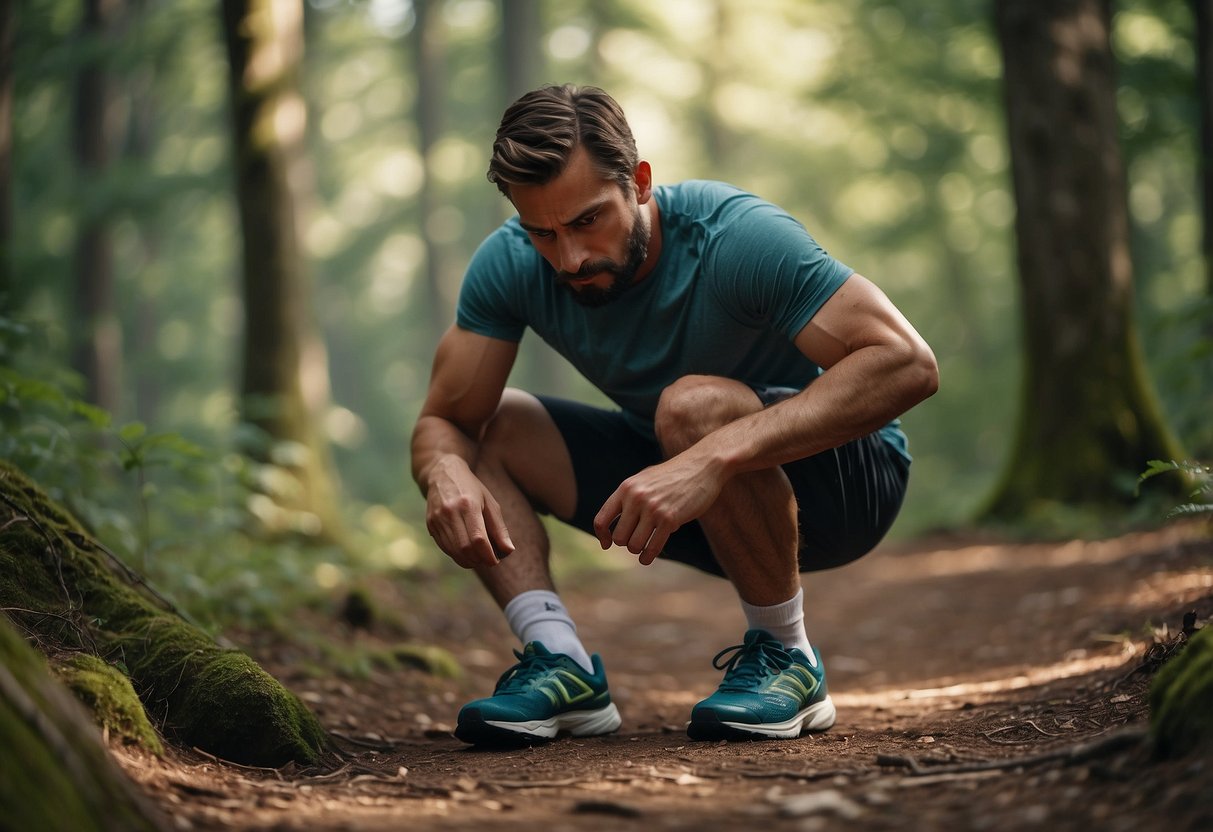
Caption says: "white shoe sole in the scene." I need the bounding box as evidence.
[718,695,836,739]
[484,702,622,739]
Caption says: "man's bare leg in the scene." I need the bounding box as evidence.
[656,376,833,741]
[471,389,594,669]
[653,375,802,608]
[453,389,620,745]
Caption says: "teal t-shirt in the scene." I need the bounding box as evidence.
[456,180,908,460]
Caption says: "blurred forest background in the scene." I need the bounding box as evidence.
[1,0,1209,630]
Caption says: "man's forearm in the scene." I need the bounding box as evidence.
[700,343,938,478]
[410,414,481,494]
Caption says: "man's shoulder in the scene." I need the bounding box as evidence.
[469,217,542,274]
[658,180,791,228]
[657,179,750,209]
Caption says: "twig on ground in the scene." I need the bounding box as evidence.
[878,725,1148,776]
[189,747,284,779]
[329,729,399,751]
[480,776,583,789]
[734,768,864,782]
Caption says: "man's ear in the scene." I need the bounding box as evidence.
[634,160,653,204]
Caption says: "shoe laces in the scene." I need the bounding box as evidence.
[711,634,793,691]
[494,647,567,694]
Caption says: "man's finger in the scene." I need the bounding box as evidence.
[482,496,515,559]
[594,493,622,549]
[639,528,668,566]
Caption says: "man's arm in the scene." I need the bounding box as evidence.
[411,325,520,568]
[593,273,938,559]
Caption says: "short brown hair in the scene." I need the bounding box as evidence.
[487,84,639,197]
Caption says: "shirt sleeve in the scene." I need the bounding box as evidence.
[455,225,529,343]
[702,195,854,340]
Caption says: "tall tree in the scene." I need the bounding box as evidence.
[220,0,345,542]
[0,0,12,301]
[1195,0,1213,308]
[500,0,540,101]
[497,0,569,394]
[411,0,450,349]
[72,0,124,415]
[986,0,1183,518]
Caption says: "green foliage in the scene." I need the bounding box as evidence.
[0,311,404,631]
[1139,460,1213,520]
[1151,626,1213,758]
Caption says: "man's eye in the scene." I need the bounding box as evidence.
[530,230,553,239]
[577,214,598,227]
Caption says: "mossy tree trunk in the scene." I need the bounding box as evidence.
[220,0,345,543]
[0,616,167,832]
[0,461,330,767]
[985,0,1183,520]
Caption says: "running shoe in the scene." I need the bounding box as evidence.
[687,628,836,740]
[454,641,621,745]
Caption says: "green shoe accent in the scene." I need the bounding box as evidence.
[455,641,621,745]
[688,628,836,741]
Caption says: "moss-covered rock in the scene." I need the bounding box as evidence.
[1151,626,1213,758]
[0,461,330,767]
[55,653,164,755]
[0,616,166,832]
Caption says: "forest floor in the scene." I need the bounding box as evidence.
[113,523,1213,831]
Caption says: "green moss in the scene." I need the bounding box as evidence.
[54,654,164,755]
[0,461,330,767]
[0,618,164,832]
[391,643,463,679]
[1150,626,1213,758]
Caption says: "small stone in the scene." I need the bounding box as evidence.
[776,789,864,820]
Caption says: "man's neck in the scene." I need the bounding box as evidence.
[634,196,663,285]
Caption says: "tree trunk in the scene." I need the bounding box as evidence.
[985,0,1183,519]
[497,0,571,395]
[0,616,167,832]
[220,0,345,542]
[411,0,450,351]
[0,0,13,300]
[125,12,161,425]
[500,0,540,102]
[1195,0,1213,310]
[72,0,124,416]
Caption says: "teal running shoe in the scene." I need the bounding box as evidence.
[688,629,836,741]
[455,641,621,745]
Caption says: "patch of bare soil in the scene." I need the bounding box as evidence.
[115,524,1213,831]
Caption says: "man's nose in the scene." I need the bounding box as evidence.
[557,235,588,275]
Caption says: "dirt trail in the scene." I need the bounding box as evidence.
[117,525,1213,831]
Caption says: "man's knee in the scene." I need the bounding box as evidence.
[654,375,761,454]
[479,388,540,464]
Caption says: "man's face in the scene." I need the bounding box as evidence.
[510,146,652,308]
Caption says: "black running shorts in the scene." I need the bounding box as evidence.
[536,388,910,577]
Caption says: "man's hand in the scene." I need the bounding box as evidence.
[424,455,515,569]
[593,451,725,566]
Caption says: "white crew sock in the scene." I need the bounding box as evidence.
[739,587,817,667]
[503,590,594,673]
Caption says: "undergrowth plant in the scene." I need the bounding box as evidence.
[0,314,350,632]
[1138,460,1213,521]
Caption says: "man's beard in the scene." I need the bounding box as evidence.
[556,210,651,308]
